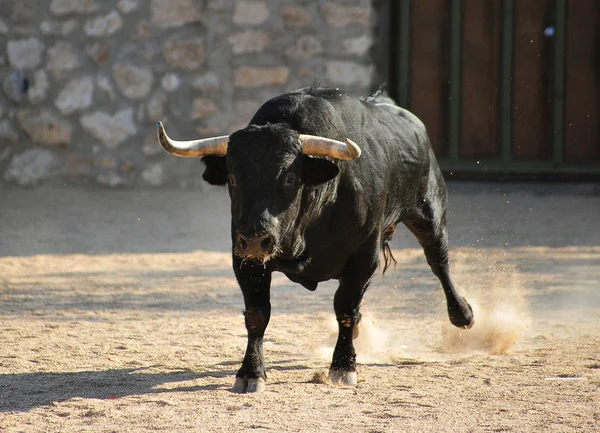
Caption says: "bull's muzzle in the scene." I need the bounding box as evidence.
[235,233,278,261]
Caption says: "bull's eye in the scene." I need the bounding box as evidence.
[284,173,297,186]
[228,175,237,186]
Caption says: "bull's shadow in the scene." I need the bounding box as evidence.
[0,366,229,413]
[0,360,314,413]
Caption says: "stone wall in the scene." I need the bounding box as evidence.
[0,0,378,188]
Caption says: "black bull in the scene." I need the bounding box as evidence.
[157,86,474,393]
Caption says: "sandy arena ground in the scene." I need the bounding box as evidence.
[0,182,599,432]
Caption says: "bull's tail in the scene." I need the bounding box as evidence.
[381,224,397,274]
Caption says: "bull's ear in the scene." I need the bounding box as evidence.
[302,156,340,186]
[202,156,227,185]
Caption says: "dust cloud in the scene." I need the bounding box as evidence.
[440,250,531,354]
[311,249,531,364]
[441,299,527,354]
[312,313,392,363]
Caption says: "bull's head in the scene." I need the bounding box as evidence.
[157,121,360,263]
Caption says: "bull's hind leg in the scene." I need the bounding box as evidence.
[232,258,272,393]
[330,240,379,385]
[404,191,474,329]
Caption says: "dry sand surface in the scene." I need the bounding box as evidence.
[0,182,599,432]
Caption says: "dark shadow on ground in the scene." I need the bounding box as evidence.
[1,182,599,257]
[0,358,314,413]
[0,367,230,413]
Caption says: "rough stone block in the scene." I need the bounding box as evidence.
[161,73,181,92]
[80,108,137,148]
[343,35,373,56]
[192,97,218,120]
[233,1,269,25]
[280,5,311,29]
[84,11,123,37]
[284,35,323,61]
[147,90,167,122]
[325,60,373,87]
[151,0,202,28]
[234,66,289,88]
[113,64,153,100]
[229,30,270,54]
[7,37,44,70]
[117,0,140,14]
[4,149,62,186]
[321,4,371,27]
[28,70,50,104]
[50,0,99,16]
[47,41,80,80]
[191,72,220,96]
[55,76,94,115]
[162,37,206,71]
[0,119,19,143]
[40,19,78,36]
[17,109,73,148]
[97,75,116,101]
[85,42,112,66]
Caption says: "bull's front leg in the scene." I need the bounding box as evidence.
[232,257,272,393]
[330,244,379,385]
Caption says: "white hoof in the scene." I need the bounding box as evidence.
[329,370,357,386]
[232,377,247,393]
[232,377,266,393]
[246,378,266,393]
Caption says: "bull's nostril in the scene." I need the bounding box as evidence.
[261,237,272,251]
[239,236,248,250]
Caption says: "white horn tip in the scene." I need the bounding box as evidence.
[345,138,361,159]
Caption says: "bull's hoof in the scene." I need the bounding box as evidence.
[232,377,246,393]
[449,297,475,329]
[247,378,266,392]
[232,377,266,393]
[329,370,357,386]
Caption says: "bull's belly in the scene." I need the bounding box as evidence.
[282,273,320,291]
[273,255,343,286]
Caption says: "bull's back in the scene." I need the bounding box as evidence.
[339,97,434,214]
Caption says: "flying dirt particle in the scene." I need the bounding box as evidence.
[309,370,329,384]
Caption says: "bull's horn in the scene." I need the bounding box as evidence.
[299,134,361,160]
[157,121,229,157]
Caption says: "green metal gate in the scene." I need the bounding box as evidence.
[390,0,600,177]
